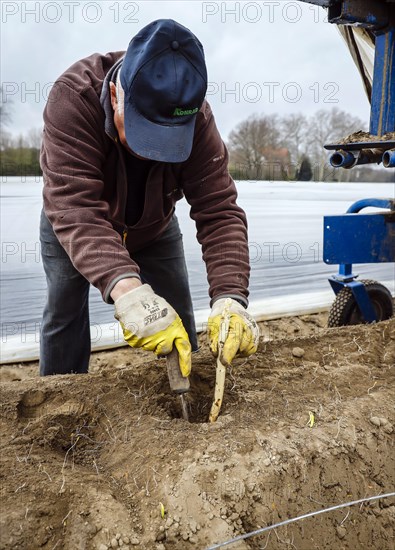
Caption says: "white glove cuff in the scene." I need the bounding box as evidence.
[210,297,245,317]
[114,284,154,311]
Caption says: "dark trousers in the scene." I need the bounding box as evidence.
[39,210,198,376]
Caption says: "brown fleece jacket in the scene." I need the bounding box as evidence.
[40,51,250,305]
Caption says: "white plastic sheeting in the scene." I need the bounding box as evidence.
[338,27,375,101]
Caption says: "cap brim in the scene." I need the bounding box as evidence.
[123,101,196,163]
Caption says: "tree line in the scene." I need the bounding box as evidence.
[227,108,393,183]
[1,129,42,178]
[1,88,42,178]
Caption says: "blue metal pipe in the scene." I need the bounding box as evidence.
[330,148,383,169]
[382,149,395,168]
[370,30,395,136]
[346,198,394,213]
[329,150,356,168]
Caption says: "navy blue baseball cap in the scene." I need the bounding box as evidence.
[120,19,208,163]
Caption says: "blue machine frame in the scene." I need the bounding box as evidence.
[297,0,395,322]
[371,29,395,137]
[324,199,395,322]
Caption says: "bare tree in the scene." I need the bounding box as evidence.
[0,86,12,128]
[228,114,281,179]
[27,127,43,149]
[0,86,13,150]
[280,113,308,163]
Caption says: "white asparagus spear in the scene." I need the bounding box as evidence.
[209,297,232,423]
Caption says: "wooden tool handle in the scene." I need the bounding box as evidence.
[166,348,190,394]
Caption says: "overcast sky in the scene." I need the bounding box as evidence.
[1,0,370,140]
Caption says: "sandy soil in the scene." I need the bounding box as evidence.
[339,131,395,144]
[1,313,394,550]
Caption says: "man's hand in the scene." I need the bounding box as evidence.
[208,298,259,365]
[114,284,191,376]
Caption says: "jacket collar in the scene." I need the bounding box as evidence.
[100,57,124,141]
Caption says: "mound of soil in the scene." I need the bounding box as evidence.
[338,131,395,144]
[1,314,394,550]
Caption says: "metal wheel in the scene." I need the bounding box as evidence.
[328,279,394,327]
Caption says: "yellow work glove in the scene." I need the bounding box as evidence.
[208,298,260,365]
[114,284,191,377]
